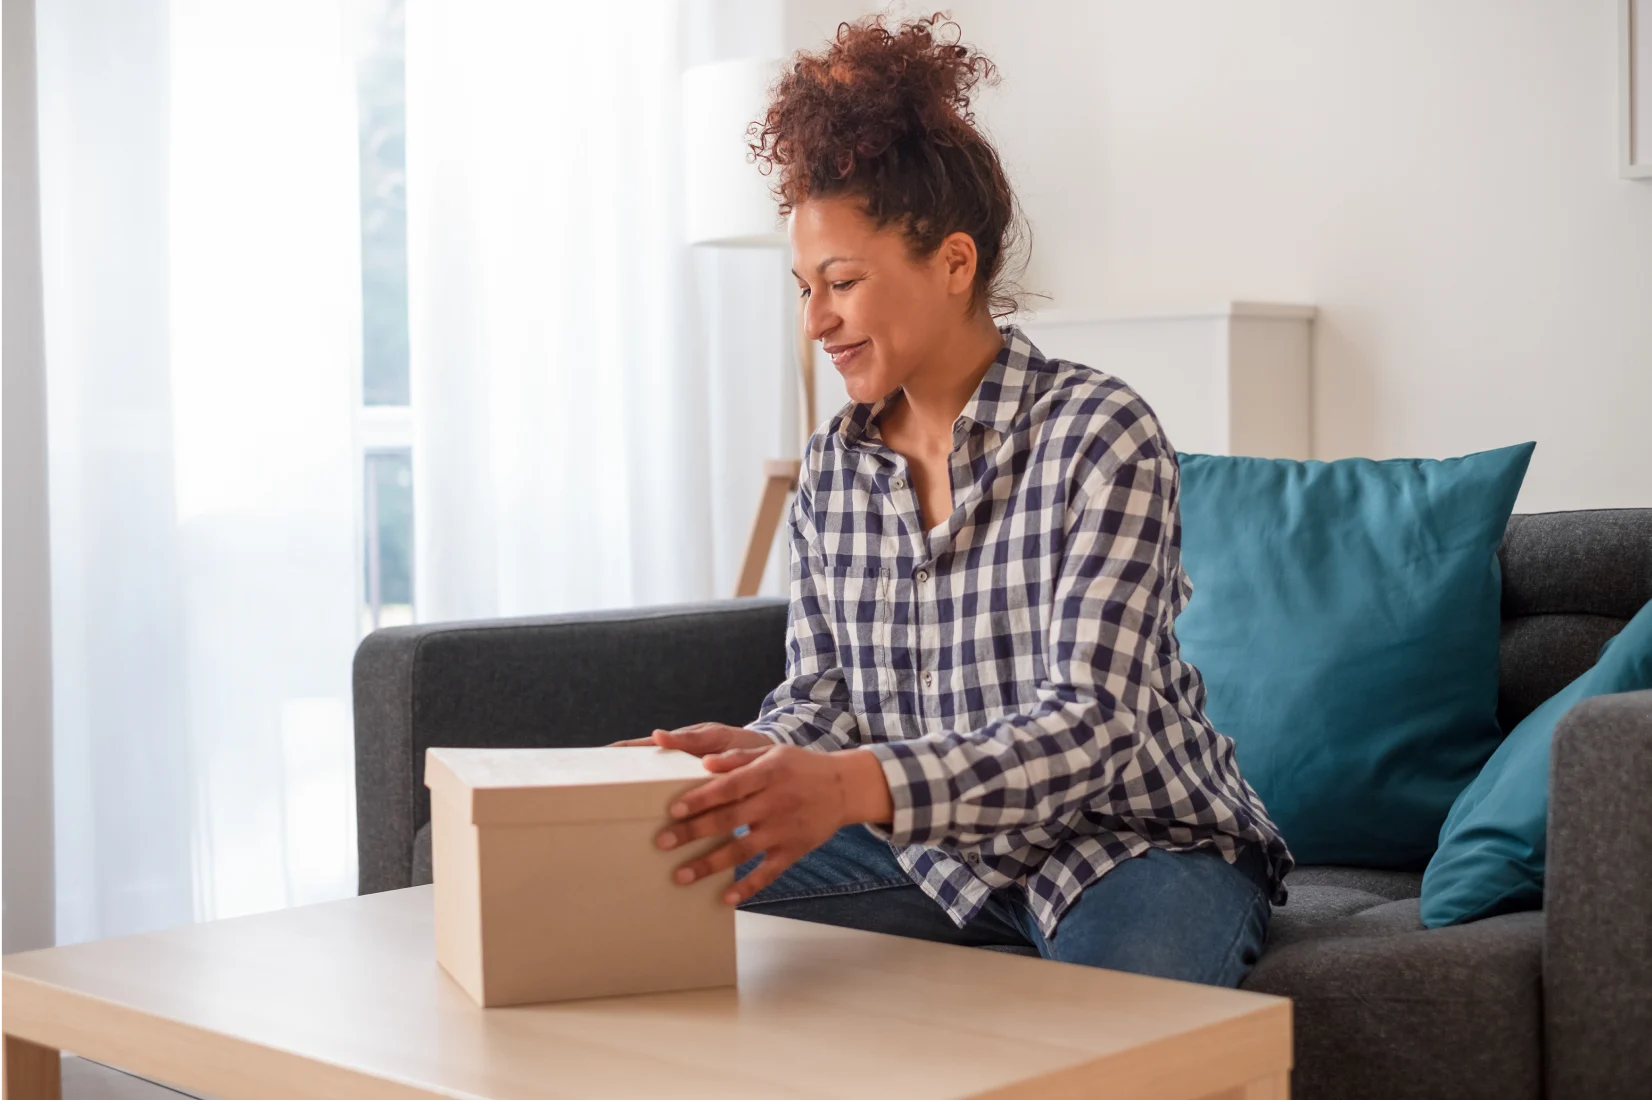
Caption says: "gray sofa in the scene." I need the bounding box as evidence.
[353,508,1652,1100]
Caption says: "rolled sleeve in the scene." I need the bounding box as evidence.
[863,451,1177,848]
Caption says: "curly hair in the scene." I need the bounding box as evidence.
[749,12,1028,319]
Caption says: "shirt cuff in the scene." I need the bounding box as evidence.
[744,711,844,749]
[745,705,858,751]
[860,739,952,847]
[742,719,797,746]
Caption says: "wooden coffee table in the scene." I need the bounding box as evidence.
[2,885,1291,1099]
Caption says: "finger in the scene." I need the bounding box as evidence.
[720,845,798,905]
[669,759,771,820]
[655,794,772,850]
[653,726,725,753]
[664,722,719,738]
[671,829,772,886]
[616,728,691,748]
[701,747,770,773]
[610,737,658,747]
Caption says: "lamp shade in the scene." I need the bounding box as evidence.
[682,59,786,247]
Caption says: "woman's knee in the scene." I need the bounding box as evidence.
[1040,845,1272,987]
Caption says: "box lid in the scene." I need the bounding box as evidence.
[423,746,715,826]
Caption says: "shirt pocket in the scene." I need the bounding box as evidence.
[825,559,897,710]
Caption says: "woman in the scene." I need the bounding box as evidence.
[621,13,1294,988]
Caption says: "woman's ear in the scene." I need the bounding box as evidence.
[938,231,979,296]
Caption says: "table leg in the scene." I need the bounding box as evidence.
[3,1035,61,1100]
[1199,1071,1288,1100]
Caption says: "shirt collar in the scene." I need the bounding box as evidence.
[838,323,1044,450]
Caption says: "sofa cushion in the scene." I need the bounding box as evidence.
[1245,891,1543,1100]
[1496,509,1652,729]
[1425,598,1652,927]
[1263,886,1394,946]
[1283,865,1423,901]
[1176,443,1535,868]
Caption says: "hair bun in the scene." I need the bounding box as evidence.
[751,12,1026,319]
[760,13,996,183]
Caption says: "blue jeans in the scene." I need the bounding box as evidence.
[737,826,1273,988]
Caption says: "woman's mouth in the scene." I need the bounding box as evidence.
[825,339,869,370]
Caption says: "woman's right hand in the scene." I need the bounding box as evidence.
[611,722,774,757]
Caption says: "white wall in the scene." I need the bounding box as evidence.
[3,0,58,952]
[787,1,1652,512]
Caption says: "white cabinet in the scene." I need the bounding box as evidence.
[1017,302,1315,460]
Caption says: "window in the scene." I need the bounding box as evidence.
[355,0,414,632]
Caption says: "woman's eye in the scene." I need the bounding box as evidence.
[797,280,855,299]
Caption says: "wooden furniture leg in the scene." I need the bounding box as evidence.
[3,1035,61,1100]
[734,459,800,597]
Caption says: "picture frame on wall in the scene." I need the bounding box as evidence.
[1624,0,1652,178]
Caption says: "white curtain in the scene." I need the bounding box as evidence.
[37,0,363,943]
[33,0,798,947]
[407,0,797,622]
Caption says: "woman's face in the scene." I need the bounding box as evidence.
[790,194,978,404]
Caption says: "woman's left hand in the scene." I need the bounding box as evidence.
[654,744,893,905]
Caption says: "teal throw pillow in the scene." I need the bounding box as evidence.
[1176,442,1535,868]
[1421,599,1652,927]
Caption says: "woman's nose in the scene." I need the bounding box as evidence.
[802,293,836,343]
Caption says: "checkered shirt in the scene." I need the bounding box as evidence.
[745,324,1295,937]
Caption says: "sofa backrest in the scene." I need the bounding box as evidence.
[1496,509,1652,731]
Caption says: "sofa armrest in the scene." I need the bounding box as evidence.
[352,597,788,895]
[1544,687,1652,1099]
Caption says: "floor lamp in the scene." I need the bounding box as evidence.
[683,58,815,598]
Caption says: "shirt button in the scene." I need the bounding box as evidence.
[965,851,981,865]
[915,568,929,583]
[922,670,934,687]
[891,476,905,490]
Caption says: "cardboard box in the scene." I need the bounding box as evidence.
[423,746,737,1006]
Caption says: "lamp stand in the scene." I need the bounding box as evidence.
[734,308,816,597]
